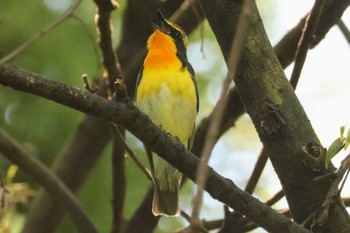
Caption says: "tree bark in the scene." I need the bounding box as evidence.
[0,63,311,233]
[198,0,350,232]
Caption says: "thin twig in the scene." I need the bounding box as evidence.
[337,19,350,46]
[82,74,99,93]
[221,149,269,227]
[343,197,350,207]
[244,148,269,194]
[93,0,121,96]
[0,129,99,233]
[71,14,103,76]
[115,127,153,182]
[190,0,254,228]
[266,190,285,206]
[111,126,126,233]
[289,0,326,89]
[0,0,83,65]
[309,154,350,230]
[187,0,206,59]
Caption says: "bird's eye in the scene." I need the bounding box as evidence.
[175,32,182,39]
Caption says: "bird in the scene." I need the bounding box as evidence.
[135,10,199,217]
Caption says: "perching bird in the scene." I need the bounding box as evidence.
[135,11,198,217]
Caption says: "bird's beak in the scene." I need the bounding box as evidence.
[151,10,171,34]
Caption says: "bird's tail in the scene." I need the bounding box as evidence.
[152,183,180,217]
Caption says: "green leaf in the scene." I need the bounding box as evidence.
[340,125,346,141]
[325,138,344,169]
[344,129,350,149]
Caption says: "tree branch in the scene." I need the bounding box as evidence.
[0,129,99,233]
[126,0,349,231]
[198,0,350,232]
[93,0,121,94]
[191,0,253,228]
[290,0,326,89]
[111,126,126,233]
[275,0,350,68]
[20,1,165,232]
[337,19,350,45]
[0,0,83,65]
[0,64,311,233]
[309,154,350,232]
[93,1,126,232]
[21,114,111,233]
[14,0,348,232]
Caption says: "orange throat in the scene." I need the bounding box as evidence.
[144,30,181,69]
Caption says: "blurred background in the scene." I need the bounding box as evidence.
[0,0,349,232]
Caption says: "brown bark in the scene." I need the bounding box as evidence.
[198,0,350,232]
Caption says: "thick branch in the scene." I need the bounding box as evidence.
[0,129,98,233]
[0,64,310,233]
[275,0,350,68]
[198,0,350,232]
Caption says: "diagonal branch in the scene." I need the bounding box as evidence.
[198,0,350,232]
[125,0,349,231]
[289,0,326,89]
[0,129,99,233]
[0,63,311,233]
[190,0,254,228]
[0,0,83,65]
[337,19,350,45]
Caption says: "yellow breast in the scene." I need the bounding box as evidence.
[136,67,197,147]
[136,29,197,147]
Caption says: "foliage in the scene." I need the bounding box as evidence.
[1,0,350,233]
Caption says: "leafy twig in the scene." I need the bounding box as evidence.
[289,0,326,89]
[0,129,99,233]
[0,0,83,65]
[190,0,254,228]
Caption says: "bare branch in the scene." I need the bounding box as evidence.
[310,154,350,231]
[275,0,349,68]
[82,74,99,93]
[115,127,153,182]
[290,0,326,89]
[92,2,127,232]
[337,19,350,45]
[0,0,83,65]
[190,0,254,227]
[244,148,269,194]
[93,0,121,95]
[0,129,99,233]
[0,63,311,233]
[198,0,350,231]
[111,126,126,233]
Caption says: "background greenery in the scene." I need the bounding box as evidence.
[1,1,349,232]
